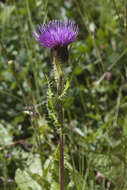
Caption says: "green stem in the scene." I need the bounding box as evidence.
[53,52,64,190]
[57,75,64,190]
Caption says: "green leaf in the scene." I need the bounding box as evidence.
[77,44,89,53]
[123,115,127,136]
[15,169,42,190]
[86,113,101,121]
[74,64,85,75]
[0,123,13,146]
[88,153,127,189]
[28,156,42,177]
[0,5,15,24]
[59,77,71,99]
[51,182,59,190]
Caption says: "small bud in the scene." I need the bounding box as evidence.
[8,60,15,71]
[8,60,14,66]
[92,80,100,86]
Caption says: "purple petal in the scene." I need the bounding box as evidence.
[33,20,79,49]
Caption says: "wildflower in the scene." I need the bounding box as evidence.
[33,20,78,62]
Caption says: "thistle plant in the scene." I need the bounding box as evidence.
[33,20,78,190]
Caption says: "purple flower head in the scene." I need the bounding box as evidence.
[33,20,78,62]
[33,20,78,49]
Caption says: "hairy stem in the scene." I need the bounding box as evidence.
[58,75,64,190]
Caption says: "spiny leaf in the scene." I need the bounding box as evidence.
[46,76,59,126]
[46,76,54,111]
[59,77,71,100]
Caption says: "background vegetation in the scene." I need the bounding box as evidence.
[0,0,127,189]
